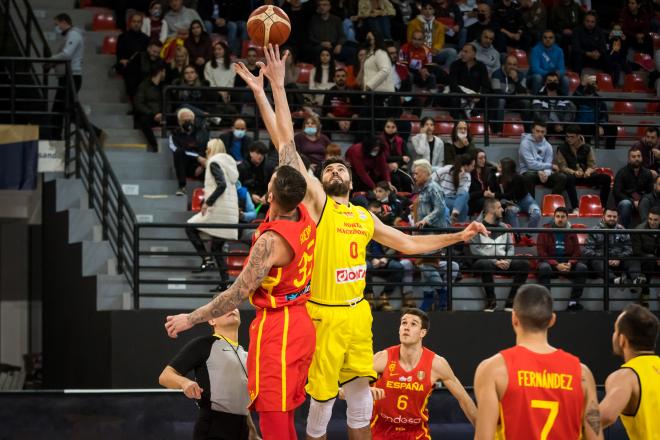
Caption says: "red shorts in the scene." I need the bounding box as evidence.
[247,303,315,412]
[372,420,430,440]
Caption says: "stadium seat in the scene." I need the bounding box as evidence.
[92,13,117,31]
[225,242,249,277]
[612,101,636,114]
[296,63,313,84]
[410,121,420,135]
[400,113,419,122]
[623,73,648,93]
[241,40,264,58]
[565,71,580,93]
[435,119,454,136]
[502,118,524,137]
[542,194,565,216]
[191,188,204,212]
[578,194,603,217]
[653,33,660,51]
[594,167,614,187]
[101,35,117,55]
[596,73,614,91]
[646,101,660,113]
[508,49,529,69]
[571,223,588,245]
[632,52,654,72]
[468,115,489,136]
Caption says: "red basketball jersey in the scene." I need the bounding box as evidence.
[371,345,435,439]
[498,346,584,440]
[249,203,316,309]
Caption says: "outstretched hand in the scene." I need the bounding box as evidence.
[234,62,264,92]
[260,44,289,88]
[460,221,489,241]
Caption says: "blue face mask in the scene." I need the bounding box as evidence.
[151,9,162,18]
[304,127,317,136]
[233,129,246,139]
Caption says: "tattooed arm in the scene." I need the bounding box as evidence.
[165,232,292,338]
[581,363,604,440]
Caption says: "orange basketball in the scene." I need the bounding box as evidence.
[247,5,291,47]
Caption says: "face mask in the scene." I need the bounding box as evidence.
[546,82,558,91]
[611,30,622,38]
[233,129,246,139]
[54,25,62,34]
[477,13,487,22]
[457,131,468,140]
[151,10,162,18]
[370,149,379,157]
[304,127,318,136]
[182,121,193,132]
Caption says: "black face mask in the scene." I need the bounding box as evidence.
[584,85,596,95]
[182,121,193,132]
[546,82,558,91]
[477,12,487,22]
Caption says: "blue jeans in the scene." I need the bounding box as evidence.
[617,199,635,228]
[421,261,460,309]
[364,16,392,40]
[226,20,248,56]
[504,194,541,228]
[445,191,469,222]
[432,48,458,70]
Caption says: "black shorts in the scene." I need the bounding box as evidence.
[193,408,249,440]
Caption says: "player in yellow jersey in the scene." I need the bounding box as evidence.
[600,304,660,440]
[234,45,487,440]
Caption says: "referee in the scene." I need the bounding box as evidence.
[159,309,259,439]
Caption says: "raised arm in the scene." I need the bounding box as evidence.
[433,355,477,426]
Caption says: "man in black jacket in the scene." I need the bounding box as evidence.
[169,106,209,195]
[134,62,166,152]
[237,141,275,208]
[614,147,654,228]
[571,11,612,76]
[220,118,253,163]
[116,12,149,83]
[640,175,660,222]
[449,43,491,119]
[630,206,660,305]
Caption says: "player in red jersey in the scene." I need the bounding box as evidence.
[165,165,317,440]
[473,284,603,440]
[370,308,476,439]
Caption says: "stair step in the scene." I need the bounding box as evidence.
[106,148,172,166]
[127,194,188,213]
[117,179,179,195]
[96,274,132,311]
[89,113,135,129]
[79,87,126,103]
[88,102,133,114]
[67,208,97,243]
[82,240,114,276]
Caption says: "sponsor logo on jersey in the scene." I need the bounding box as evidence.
[299,225,311,244]
[379,413,422,425]
[335,265,367,284]
[417,371,425,381]
[388,362,397,373]
[399,376,413,382]
[358,211,367,220]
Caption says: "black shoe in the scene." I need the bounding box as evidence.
[504,300,513,312]
[193,260,216,273]
[484,300,497,312]
[567,302,583,311]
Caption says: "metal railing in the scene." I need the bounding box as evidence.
[0,0,51,58]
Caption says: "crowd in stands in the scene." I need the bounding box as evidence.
[104,0,660,312]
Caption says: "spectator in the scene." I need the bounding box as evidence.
[444,120,476,165]
[630,206,660,305]
[614,147,654,228]
[640,175,660,222]
[412,159,449,229]
[386,43,413,97]
[537,206,588,311]
[362,30,395,92]
[306,0,352,63]
[449,43,491,119]
[634,126,660,176]
[418,250,460,311]
[466,2,496,44]
[518,120,570,208]
[238,141,275,209]
[164,0,202,36]
[493,0,525,51]
[204,41,235,106]
[469,148,499,215]
[134,62,166,152]
[281,47,305,111]
[432,153,475,223]
[556,124,611,209]
[607,25,631,87]
[358,0,395,40]
[323,68,361,134]
[399,30,440,91]
[528,30,568,95]
[372,180,411,224]
[573,73,618,150]
[406,0,458,70]
[219,117,252,163]
[184,20,213,76]
[498,157,540,245]
[469,198,530,311]
[519,0,547,45]
[473,28,500,76]
[220,0,251,57]
[172,64,208,106]
[197,0,225,33]
[380,118,410,168]
[169,107,209,195]
[294,115,332,168]
[281,0,315,57]
[186,139,239,288]
[309,48,337,107]
[347,47,367,89]
[549,0,583,51]
[491,54,532,133]
[126,39,163,101]
[410,116,445,167]
[620,0,653,54]
[571,11,613,77]
[165,45,189,84]
[116,12,149,82]
[345,136,392,191]
[141,1,169,43]
[532,71,575,135]
[583,208,634,288]
[433,0,466,48]
[237,182,257,226]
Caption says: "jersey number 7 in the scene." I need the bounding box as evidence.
[531,399,559,440]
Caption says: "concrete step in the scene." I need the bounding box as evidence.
[79,87,126,103]
[118,179,180,196]
[89,113,135,129]
[87,102,133,115]
[106,148,172,165]
[112,161,174,180]
[81,240,115,276]
[96,274,132,311]
[55,177,86,212]
[67,208,97,243]
[126,194,188,213]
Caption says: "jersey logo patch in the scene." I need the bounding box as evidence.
[417,371,425,381]
[335,265,367,284]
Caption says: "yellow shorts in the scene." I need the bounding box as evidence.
[305,298,377,401]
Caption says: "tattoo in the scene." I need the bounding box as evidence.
[187,234,275,325]
[585,400,602,435]
[279,140,300,168]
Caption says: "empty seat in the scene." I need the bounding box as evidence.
[565,71,580,93]
[645,101,660,114]
[241,40,264,58]
[612,101,636,114]
[435,119,454,136]
[101,35,117,55]
[191,187,204,212]
[579,194,603,217]
[508,49,529,69]
[623,73,648,93]
[410,121,420,135]
[296,63,313,84]
[542,194,565,216]
[594,167,614,185]
[632,52,654,71]
[92,13,116,31]
[502,119,524,137]
[596,73,614,91]
[468,115,489,136]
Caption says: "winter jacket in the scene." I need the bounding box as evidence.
[537,222,581,266]
[133,78,162,116]
[532,87,576,124]
[555,141,596,175]
[345,142,391,190]
[379,133,409,166]
[613,165,654,203]
[583,221,632,259]
[410,133,445,167]
[407,15,447,52]
[571,25,609,58]
[51,27,84,75]
[469,219,515,261]
[416,181,448,228]
[632,221,660,258]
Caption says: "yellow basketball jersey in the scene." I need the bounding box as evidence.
[620,355,660,440]
[310,196,374,305]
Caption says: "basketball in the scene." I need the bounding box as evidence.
[247,5,291,47]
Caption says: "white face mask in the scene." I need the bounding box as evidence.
[457,131,468,140]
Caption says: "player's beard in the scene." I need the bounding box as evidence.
[323,179,351,197]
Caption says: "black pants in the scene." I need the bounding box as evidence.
[589,259,630,282]
[565,173,612,209]
[522,171,568,202]
[629,259,659,296]
[173,148,200,188]
[538,262,588,300]
[581,123,618,150]
[186,227,228,281]
[135,113,158,151]
[194,408,249,440]
[472,259,530,301]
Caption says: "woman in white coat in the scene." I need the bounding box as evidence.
[409,116,445,168]
[186,139,239,289]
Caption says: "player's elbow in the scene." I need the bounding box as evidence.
[599,409,617,429]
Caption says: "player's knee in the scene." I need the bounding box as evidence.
[306,398,335,438]
[343,378,373,429]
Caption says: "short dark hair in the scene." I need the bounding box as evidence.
[271,165,307,212]
[513,284,554,332]
[645,126,659,137]
[545,71,559,80]
[367,200,381,211]
[649,206,660,216]
[617,304,659,351]
[55,13,72,25]
[401,308,430,331]
[248,141,268,155]
[554,206,569,216]
[463,43,477,53]
[483,197,500,214]
[148,38,163,48]
[321,157,352,180]
[149,60,166,77]
[375,181,390,192]
[246,47,257,54]
[565,124,581,135]
[628,146,643,156]
[532,119,547,130]
[604,207,618,216]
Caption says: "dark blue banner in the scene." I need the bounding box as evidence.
[0,125,39,190]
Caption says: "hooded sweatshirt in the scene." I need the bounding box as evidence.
[529,42,566,77]
[518,133,553,175]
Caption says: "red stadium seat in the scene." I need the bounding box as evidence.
[653,33,660,51]
[241,40,264,58]
[623,73,648,93]
[646,101,660,113]
[191,187,204,212]
[612,101,636,114]
[92,13,117,31]
[596,73,614,91]
[469,115,489,136]
[296,63,313,84]
[508,49,529,69]
[410,121,420,135]
[502,118,524,137]
[565,71,580,93]
[571,223,588,245]
[633,52,654,72]
[101,35,117,55]
[434,119,454,136]
[542,194,565,216]
[578,194,603,217]
[400,113,419,121]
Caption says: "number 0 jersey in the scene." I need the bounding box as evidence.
[498,346,584,440]
[619,354,660,440]
[371,345,435,439]
[310,196,374,305]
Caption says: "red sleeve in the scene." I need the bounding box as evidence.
[346,146,376,189]
[378,153,391,182]
[537,232,558,266]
